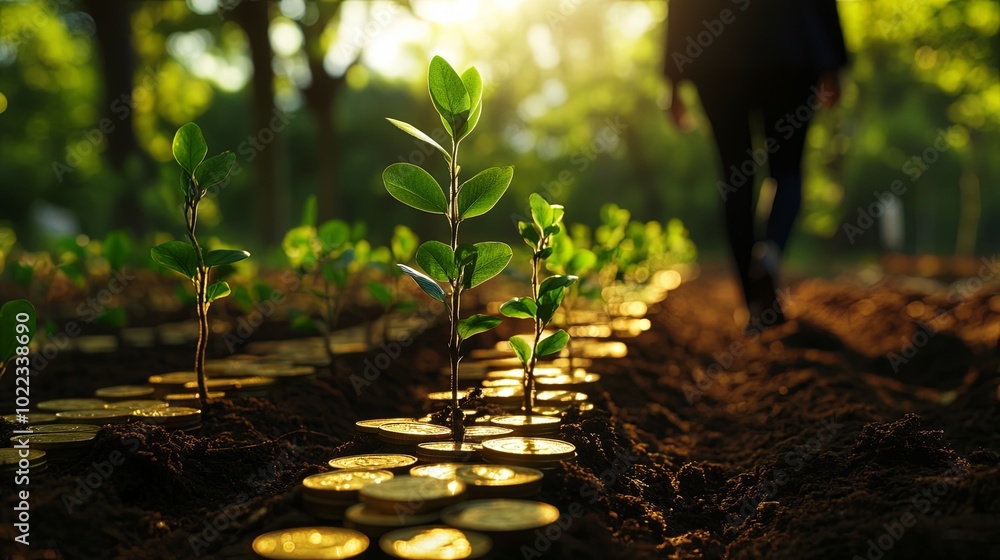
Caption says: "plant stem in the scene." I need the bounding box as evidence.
[525,252,541,414]
[185,193,210,410]
[564,290,576,372]
[448,139,464,443]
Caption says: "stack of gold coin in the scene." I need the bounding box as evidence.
[462,426,513,443]
[132,407,202,431]
[415,442,480,463]
[329,454,418,474]
[163,392,225,408]
[535,391,589,408]
[344,503,440,538]
[55,409,131,426]
[301,469,394,520]
[379,526,491,559]
[455,465,544,499]
[477,387,523,407]
[480,437,576,469]
[13,432,95,459]
[220,376,276,397]
[483,367,563,381]
[0,448,47,473]
[377,422,452,447]
[252,526,369,559]
[409,463,472,480]
[355,418,417,435]
[3,413,58,425]
[94,385,156,402]
[147,372,198,396]
[360,476,466,515]
[37,398,107,412]
[106,400,169,413]
[441,499,560,535]
[489,415,561,437]
[535,371,601,392]
[182,377,242,393]
[26,424,100,435]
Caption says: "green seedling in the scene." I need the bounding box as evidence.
[150,122,248,409]
[384,56,513,441]
[0,299,35,381]
[368,225,420,343]
[501,193,577,413]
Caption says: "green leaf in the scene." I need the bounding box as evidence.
[415,241,455,282]
[194,151,236,189]
[322,259,349,287]
[536,329,569,356]
[0,300,35,364]
[383,163,448,214]
[179,171,192,196]
[386,118,451,163]
[172,122,208,174]
[318,220,351,253]
[391,225,419,262]
[151,241,198,279]
[427,56,471,135]
[398,264,446,302]
[536,247,554,260]
[536,301,560,324]
[367,281,393,307]
[206,281,231,303]
[508,336,532,365]
[283,225,318,269]
[302,194,317,227]
[458,166,513,219]
[103,230,132,271]
[519,221,540,249]
[551,205,565,226]
[204,249,250,267]
[457,314,501,339]
[458,66,483,139]
[500,297,537,319]
[529,193,553,230]
[539,275,577,297]
[465,242,511,289]
[455,244,477,267]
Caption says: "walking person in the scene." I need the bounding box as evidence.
[663,0,849,332]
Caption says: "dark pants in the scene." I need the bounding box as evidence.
[697,71,819,305]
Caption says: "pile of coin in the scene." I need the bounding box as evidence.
[0,448,47,474]
[55,409,131,426]
[454,465,544,499]
[409,463,470,481]
[37,398,106,412]
[301,469,393,520]
[3,413,58,425]
[12,432,96,460]
[252,526,369,559]
[489,415,561,437]
[379,526,492,559]
[163,392,224,408]
[442,499,560,534]
[480,437,576,470]
[147,372,199,396]
[132,407,202,432]
[106,400,169,413]
[344,503,440,538]
[328,454,417,475]
[415,442,480,463]
[377,422,452,448]
[462,426,513,443]
[359,476,466,515]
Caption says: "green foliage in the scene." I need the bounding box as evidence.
[383,163,448,214]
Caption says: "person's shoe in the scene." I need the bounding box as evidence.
[745,241,786,333]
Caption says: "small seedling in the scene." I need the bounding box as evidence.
[150,123,248,409]
[0,299,35,381]
[501,193,577,413]
[368,225,420,343]
[383,56,513,441]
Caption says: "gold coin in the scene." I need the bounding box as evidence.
[94,385,155,399]
[37,398,107,412]
[378,422,452,442]
[250,365,317,378]
[303,469,394,494]
[133,407,201,419]
[355,418,417,434]
[462,426,512,442]
[252,527,369,559]
[163,393,224,408]
[442,499,560,532]
[3,413,58,425]
[409,463,476,480]
[13,432,96,449]
[484,367,562,380]
[344,503,439,529]
[489,415,560,432]
[478,387,522,401]
[536,390,588,403]
[360,476,466,513]
[182,378,241,390]
[0,448,46,467]
[147,372,197,385]
[379,526,491,559]
[55,409,130,425]
[416,442,480,461]
[481,437,576,460]
[106,400,169,411]
[456,465,543,488]
[329,454,417,472]
[26,424,100,434]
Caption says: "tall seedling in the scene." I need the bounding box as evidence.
[383,56,513,441]
[501,194,576,413]
[151,123,248,409]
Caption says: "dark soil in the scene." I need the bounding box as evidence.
[2,267,999,560]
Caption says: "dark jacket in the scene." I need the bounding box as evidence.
[664,0,848,85]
